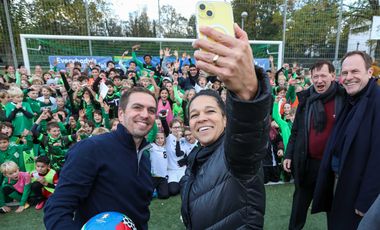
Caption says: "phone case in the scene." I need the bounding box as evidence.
[195,1,234,40]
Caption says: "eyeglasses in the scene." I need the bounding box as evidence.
[172,126,181,129]
[311,75,329,81]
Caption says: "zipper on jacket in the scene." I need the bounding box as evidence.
[137,144,152,175]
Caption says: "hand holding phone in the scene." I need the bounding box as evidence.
[193,2,259,100]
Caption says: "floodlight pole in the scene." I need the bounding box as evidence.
[333,0,343,72]
[85,0,93,56]
[158,0,162,50]
[3,0,18,68]
[281,0,288,66]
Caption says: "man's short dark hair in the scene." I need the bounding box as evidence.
[106,61,115,66]
[341,51,372,70]
[143,54,152,60]
[119,87,157,111]
[36,156,50,165]
[310,60,335,75]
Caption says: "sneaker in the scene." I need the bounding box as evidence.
[23,203,30,210]
[35,200,45,210]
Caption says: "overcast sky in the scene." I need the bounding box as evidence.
[112,0,231,21]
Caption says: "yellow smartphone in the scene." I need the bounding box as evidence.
[195,1,235,41]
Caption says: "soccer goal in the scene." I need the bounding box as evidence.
[20,34,283,74]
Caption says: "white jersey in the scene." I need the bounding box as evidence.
[180,138,198,155]
[166,134,185,170]
[149,143,168,178]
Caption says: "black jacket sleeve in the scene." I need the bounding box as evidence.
[61,72,77,115]
[92,76,102,94]
[31,123,40,138]
[224,68,271,180]
[175,141,185,157]
[161,117,170,137]
[20,108,34,118]
[6,108,21,121]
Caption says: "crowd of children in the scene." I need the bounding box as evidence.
[0,45,311,214]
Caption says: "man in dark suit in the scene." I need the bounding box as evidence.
[312,51,380,230]
[283,60,346,230]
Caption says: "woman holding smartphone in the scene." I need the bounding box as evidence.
[180,23,271,229]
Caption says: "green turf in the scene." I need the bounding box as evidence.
[0,184,326,230]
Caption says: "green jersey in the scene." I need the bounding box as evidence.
[5,102,33,136]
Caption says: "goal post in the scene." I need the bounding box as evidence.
[20,34,283,74]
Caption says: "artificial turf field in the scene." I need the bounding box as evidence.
[0,183,326,230]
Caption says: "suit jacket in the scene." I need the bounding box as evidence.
[312,79,380,230]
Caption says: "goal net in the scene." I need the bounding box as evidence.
[20,34,283,73]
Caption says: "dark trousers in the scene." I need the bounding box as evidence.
[168,182,180,196]
[289,158,321,230]
[263,165,280,183]
[152,177,169,199]
[29,181,45,205]
[2,186,22,203]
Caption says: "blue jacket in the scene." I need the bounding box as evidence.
[44,124,153,230]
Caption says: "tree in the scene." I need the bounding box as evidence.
[231,0,283,40]
[125,8,154,37]
[30,0,105,35]
[344,0,380,58]
[284,0,341,65]
[159,5,189,38]
[187,14,197,38]
[0,0,34,64]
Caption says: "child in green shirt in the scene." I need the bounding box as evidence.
[25,87,41,117]
[31,111,76,171]
[0,133,34,173]
[5,87,34,136]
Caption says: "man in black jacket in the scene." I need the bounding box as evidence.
[312,51,380,230]
[283,60,345,230]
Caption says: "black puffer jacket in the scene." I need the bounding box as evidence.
[180,71,271,230]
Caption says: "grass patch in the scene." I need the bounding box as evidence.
[0,184,326,229]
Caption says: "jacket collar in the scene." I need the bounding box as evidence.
[114,123,148,152]
[195,132,225,167]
